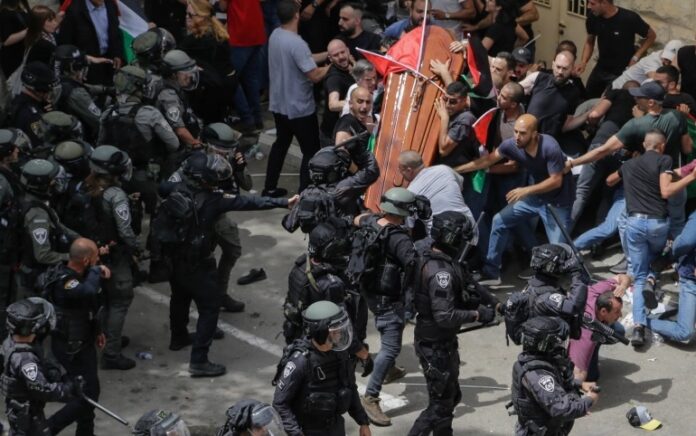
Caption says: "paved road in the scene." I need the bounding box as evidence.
[28,157,696,435]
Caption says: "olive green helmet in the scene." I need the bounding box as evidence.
[161,50,199,90]
[21,158,60,196]
[54,140,92,177]
[89,145,132,179]
[379,187,416,217]
[132,27,176,68]
[302,301,352,351]
[0,128,29,158]
[114,65,150,96]
[40,111,83,144]
[201,122,240,152]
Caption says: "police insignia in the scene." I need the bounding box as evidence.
[65,279,80,290]
[549,293,563,307]
[21,363,38,381]
[538,375,555,392]
[283,361,296,379]
[166,106,181,122]
[436,271,451,288]
[32,228,48,245]
[88,103,101,116]
[30,121,42,137]
[115,203,130,221]
[277,380,285,391]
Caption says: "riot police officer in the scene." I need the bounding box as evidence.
[43,238,108,435]
[348,187,417,427]
[202,122,251,312]
[504,244,588,346]
[83,145,140,370]
[154,154,298,377]
[133,409,190,436]
[50,140,93,226]
[132,27,177,76]
[100,65,179,212]
[156,50,202,149]
[218,400,287,436]
[333,133,379,217]
[273,301,371,436]
[0,298,81,435]
[6,62,61,147]
[53,45,104,141]
[37,111,85,159]
[409,211,500,436]
[510,316,597,435]
[0,129,24,339]
[19,159,79,297]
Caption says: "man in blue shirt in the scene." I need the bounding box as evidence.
[456,114,575,284]
[383,0,426,40]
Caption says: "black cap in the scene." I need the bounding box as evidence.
[629,81,666,102]
[512,47,532,65]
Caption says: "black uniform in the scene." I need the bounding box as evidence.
[0,338,75,435]
[272,338,370,436]
[56,77,102,141]
[6,94,44,147]
[0,166,23,338]
[511,352,592,436]
[334,143,379,217]
[43,264,103,435]
[409,248,497,436]
[159,181,288,364]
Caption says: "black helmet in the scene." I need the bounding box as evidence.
[89,145,132,179]
[201,123,240,157]
[21,159,59,196]
[530,243,573,277]
[133,409,189,436]
[380,187,416,217]
[431,211,474,256]
[0,128,28,159]
[53,140,92,177]
[519,316,570,354]
[161,50,199,90]
[6,297,56,337]
[183,152,232,187]
[53,44,88,78]
[132,28,177,69]
[308,147,349,185]
[219,400,286,436]
[308,218,352,263]
[40,111,84,144]
[302,301,353,351]
[21,61,59,94]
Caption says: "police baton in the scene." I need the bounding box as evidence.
[546,205,595,283]
[82,394,129,426]
[458,318,501,334]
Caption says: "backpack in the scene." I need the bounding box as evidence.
[282,184,337,234]
[60,183,109,245]
[345,216,389,289]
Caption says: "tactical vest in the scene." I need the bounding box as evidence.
[100,103,155,167]
[0,167,24,265]
[43,265,99,352]
[20,200,69,271]
[274,339,353,429]
[56,77,80,114]
[511,354,576,435]
[504,283,560,346]
[295,184,338,233]
[0,341,37,402]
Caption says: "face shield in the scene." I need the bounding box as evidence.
[207,143,235,160]
[327,310,353,352]
[52,164,70,194]
[121,157,134,182]
[47,82,63,105]
[250,405,287,436]
[150,413,190,436]
[26,297,57,334]
[176,66,199,91]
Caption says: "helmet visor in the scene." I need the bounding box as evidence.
[53,164,69,194]
[177,67,199,91]
[251,405,287,436]
[327,311,353,352]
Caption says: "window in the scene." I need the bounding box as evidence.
[567,0,588,18]
[534,0,551,7]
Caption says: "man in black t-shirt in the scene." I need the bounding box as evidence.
[320,39,355,144]
[611,129,696,347]
[578,0,655,98]
[654,65,696,117]
[337,3,381,60]
[677,45,696,100]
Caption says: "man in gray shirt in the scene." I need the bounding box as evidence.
[263,0,329,197]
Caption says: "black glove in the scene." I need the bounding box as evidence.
[360,354,374,377]
[477,305,496,324]
[561,255,582,274]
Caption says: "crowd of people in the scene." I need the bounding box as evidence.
[0,0,695,434]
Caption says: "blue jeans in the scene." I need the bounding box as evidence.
[483,196,571,278]
[229,45,263,125]
[647,278,696,342]
[366,303,405,397]
[625,216,669,325]
[574,187,625,250]
[673,209,696,258]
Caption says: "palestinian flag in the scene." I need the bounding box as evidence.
[60,0,149,64]
[471,107,498,193]
[461,35,493,99]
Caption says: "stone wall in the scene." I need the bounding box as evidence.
[617,0,696,46]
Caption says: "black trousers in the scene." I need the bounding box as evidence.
[169,257,221,364]
[265,112,320,193]
[408,339,462,436]
[586,66,619,99]
[48,338,100,436]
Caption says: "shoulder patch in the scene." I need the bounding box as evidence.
[283,361,296,379]
[21,362,38,381]
[548,293,563,307]
[32,228,48,245]
[435,271,451,288]
[538,375,555,393]
[166,106,181,122]
[87,102,101,117]
[64,279,80,290]
[115,203,130,222]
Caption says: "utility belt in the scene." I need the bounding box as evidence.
[365,294,402,314]
[299,388,352,428]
